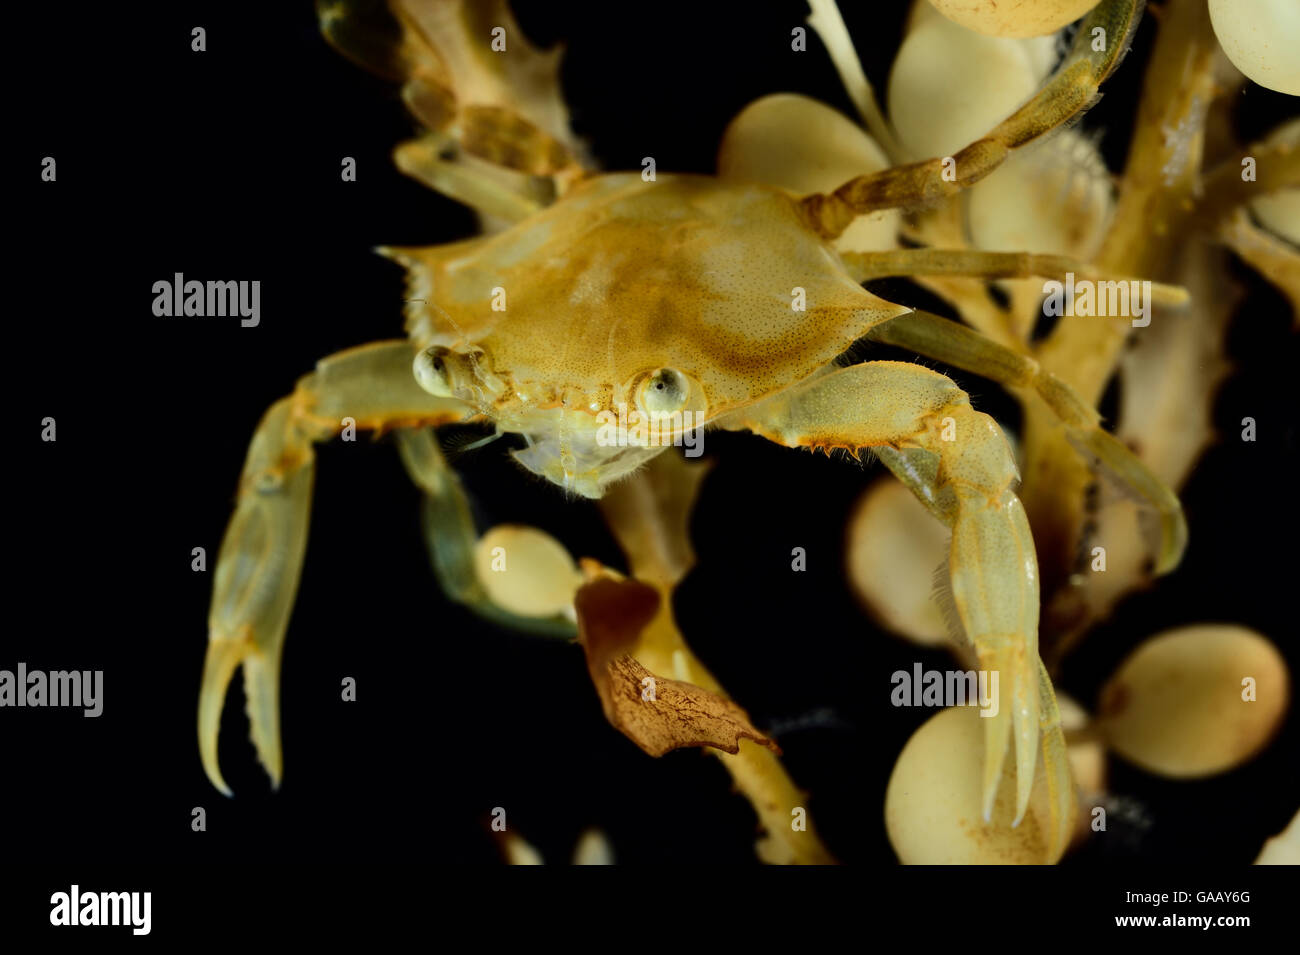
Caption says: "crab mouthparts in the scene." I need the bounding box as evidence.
[512,424,662,498]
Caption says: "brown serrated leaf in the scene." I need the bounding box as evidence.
[575,576,780,758]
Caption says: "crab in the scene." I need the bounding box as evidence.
[198,0,1190,863]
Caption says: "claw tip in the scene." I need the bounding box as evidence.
[202,756,234,798]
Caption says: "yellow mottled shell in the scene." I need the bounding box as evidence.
[387,173,909,421]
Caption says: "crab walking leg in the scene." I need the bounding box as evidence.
[394,428,480,606]
[868,310,1188,573]
[200,341,469,795]
[840,249,1190,308]
[721,361,1044,824]
[799,0,1142,237]
[394,427,576,639]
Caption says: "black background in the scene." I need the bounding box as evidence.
[9,0,1298,873]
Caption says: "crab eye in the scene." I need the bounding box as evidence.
[639,368,690,415]
[414,345,456,397]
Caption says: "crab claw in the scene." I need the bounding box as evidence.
[947,481,1075,857]
[199,634,285,797]
[975,640,1039,827]
[198,397,314,795]
[973,646,1077,862]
